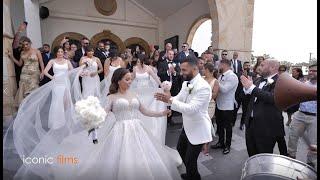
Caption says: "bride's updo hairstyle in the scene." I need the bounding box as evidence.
[108,68,130,95]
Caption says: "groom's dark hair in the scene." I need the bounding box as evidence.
[181,55,198,67]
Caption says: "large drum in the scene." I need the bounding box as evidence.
[241,153,317,180]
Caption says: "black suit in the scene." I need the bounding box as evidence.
[231,59,244,126]
[159,50,165,60]
[94,48,108,81]
[39,52,54,86]
[239,71,255,127]
[244,74,286,157]
[13,47,22,88]
[73,48,86,67]
[157,59,182,96]
[157,59,183,123]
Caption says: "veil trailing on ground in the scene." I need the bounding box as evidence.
[129,72,168,145]
[2,66,99,178]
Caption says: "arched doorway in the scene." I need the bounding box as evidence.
[90,30,125,53]
[186,14,211,48]
[124,37,150,57]
[190,19,212,55]
[51,32,88,52]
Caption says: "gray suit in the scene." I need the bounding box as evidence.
[215,69,238,148]
[216,70,238,110]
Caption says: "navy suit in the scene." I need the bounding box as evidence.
[39,52,54,86]
[174,50,194,64]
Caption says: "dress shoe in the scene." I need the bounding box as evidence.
[180,173,188,180]
[223,147,230,154]
[210,142,223,149]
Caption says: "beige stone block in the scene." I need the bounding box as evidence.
[3,94,15,116]
[3,76,17,97]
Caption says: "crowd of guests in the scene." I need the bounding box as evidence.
[7,22,317,168]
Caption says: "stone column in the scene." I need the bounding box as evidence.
[3,0,18,124]
[24,0,42,48]
[208,0,254,61]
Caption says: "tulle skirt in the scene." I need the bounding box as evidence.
[82,75,101,98]
[130,79,167,145]
[11,117,182,180]
[3,67,85,179]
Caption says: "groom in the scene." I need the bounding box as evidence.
[155,56,212,180]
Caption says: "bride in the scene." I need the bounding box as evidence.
[130,54,168,144]
[7,68,183,180]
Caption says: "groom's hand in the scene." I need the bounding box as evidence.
[154,92,172,104]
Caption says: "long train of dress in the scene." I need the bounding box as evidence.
[130,71,167,145]
[7,96,182,180]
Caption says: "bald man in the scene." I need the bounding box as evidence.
[240,59,286,157]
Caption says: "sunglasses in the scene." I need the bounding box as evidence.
[222,54,227,56]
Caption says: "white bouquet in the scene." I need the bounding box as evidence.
[75,96,106,144]
[161,81,172,93]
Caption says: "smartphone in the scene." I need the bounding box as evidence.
[23,21,28,26]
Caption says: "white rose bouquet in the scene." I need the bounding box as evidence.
[75,96,106,144]
[161,81,172,93]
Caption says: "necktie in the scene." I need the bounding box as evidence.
[233,60,237,73]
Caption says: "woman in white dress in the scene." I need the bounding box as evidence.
[79,46,103,98]
[100,53,125,104]
[202,62,219,155]
[6,68,183,180]
[3,47,86,176]
[130,54,168,144]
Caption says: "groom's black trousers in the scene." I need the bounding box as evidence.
[177,129,203,180]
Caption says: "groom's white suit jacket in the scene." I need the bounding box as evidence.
[171,73,212,145]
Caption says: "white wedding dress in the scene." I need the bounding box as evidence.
[81,58,101,98]
[6,95,182,180]
[3,63,85,178]
[130,71,168,145]
[100,65,121,105]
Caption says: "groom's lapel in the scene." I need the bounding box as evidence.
[185,76,201,102]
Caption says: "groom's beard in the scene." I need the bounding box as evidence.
[183,73,193,81]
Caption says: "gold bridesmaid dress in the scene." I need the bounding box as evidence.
[14,52,40,107]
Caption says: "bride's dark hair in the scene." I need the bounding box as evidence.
[108,68,130,95]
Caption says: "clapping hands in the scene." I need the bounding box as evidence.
[240,75,253,89]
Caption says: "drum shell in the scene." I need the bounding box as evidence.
[241,153,317,180]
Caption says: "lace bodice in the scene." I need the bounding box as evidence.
[84,58,98,72]
[110,98,141,121]
[21,53,39,67]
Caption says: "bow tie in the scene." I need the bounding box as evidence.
[167,61,173,64]
[261,78,268,83]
